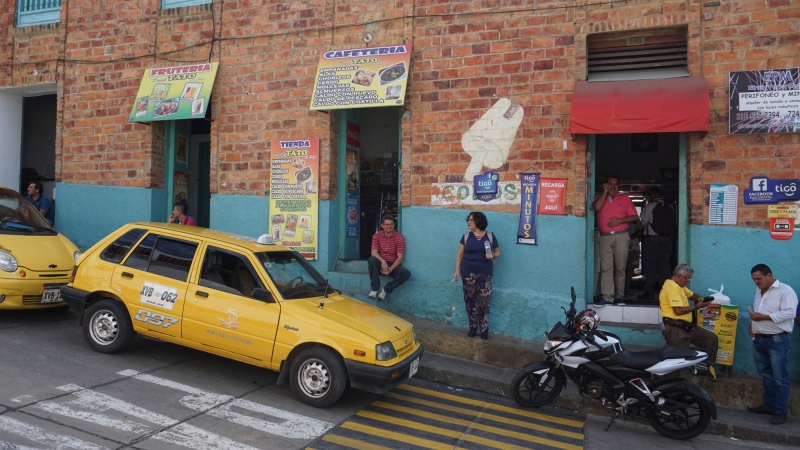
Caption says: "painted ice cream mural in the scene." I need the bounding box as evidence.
[461,98,524,181]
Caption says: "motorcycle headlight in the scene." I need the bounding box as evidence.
[376,341,398,361]
[0,251,18,272]
[544,340,563,351]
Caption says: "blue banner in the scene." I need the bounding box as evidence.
[346,193,359,237]
[743,176,800,204]
[517,173,539,245]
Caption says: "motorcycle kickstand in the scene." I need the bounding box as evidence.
[604,411,619,432]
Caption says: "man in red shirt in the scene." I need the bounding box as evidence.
[593,175,638,307]
[368,215,411,300]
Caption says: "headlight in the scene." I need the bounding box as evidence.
[375,341,397,361]
[412,327,417,343]
[73,251,82,262]
[0,251,18,272]
[543,340,563,351]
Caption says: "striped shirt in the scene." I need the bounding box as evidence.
[371,231,405,264]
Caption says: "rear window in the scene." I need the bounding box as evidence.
[100,228,147,264]
[123,233,198,282]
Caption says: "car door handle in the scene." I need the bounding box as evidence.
[121,272,134,278]
[196,291,209,297]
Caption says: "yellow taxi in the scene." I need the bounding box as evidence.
[61,223,423,407]
[0,186,81,309]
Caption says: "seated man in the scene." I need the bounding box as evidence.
[660,263,718,380]
[368,215,410,301]
[25,181,54,224]
[169,202,196,226]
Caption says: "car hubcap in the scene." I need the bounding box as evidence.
[298,359,330,398]
[90,311,119,344]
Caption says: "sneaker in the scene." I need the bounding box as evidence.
[771,414,787,425]
[747,405,774,415]
[593,298,609,307]
[697,366,716,381]
[368,290,378,298]
[377,288,387,301]
[613,297,626,306]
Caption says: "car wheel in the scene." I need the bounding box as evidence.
[289,347,347,408]
[83,300,134,354]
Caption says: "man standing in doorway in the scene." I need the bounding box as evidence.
[593,175,638,307]
[639,187,674,300]
[368,215,411,301]
[746,264,797,425]
[25,181,55,225]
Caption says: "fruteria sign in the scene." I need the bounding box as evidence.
[129,63,219,122]
[309,45,411,110]
[743,176,800,204]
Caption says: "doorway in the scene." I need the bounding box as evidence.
[166,119,211,226]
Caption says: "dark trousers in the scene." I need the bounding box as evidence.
[368,256,411,293]
[662,323,718,366]
[642,235,671,292]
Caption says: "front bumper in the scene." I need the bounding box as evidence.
[344,344,424,394]
[0,278,68,310]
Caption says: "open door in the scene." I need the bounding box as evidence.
[165,121,191,220]
[340,110,361,260]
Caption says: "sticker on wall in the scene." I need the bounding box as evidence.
[767,204,796,240]
[461,98,524,181]
[538,178,567,215]
[743,176,800,204]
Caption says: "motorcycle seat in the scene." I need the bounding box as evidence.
[609,347,699,370]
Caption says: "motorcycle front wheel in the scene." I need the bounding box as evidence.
[510,367,565,408]
[649,383,711,440]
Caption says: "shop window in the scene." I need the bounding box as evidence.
[587,27,688,82]
[161,0,212,9]
[17,0,61,27]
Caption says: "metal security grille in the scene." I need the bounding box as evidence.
[162,0,213,9]
[587,28,688,81]
[17,0,62,27]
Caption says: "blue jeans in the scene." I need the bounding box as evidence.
[753,333,791,414]
[368,256,411,294]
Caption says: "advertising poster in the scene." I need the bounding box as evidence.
[709,184,738,224]
[538,178,567,215]
[697,305,739,366]
[346,194,359,238]
[729,68,800,134]
[269,139,319,260]
[767,204,797,240]
[742,176,800,205]
[346,149,359,193]
[517,173,540,245]
[173,171,188,205]
[129,63,219,122]
[310,45,412,111]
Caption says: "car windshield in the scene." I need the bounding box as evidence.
[0,187,55,234]
[256,250,336,299]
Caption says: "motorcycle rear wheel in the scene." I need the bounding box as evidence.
[510,367,565,408]
[649,383,711,440]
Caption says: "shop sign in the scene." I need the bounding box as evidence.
[517,173,540,245]
[537,178,566,215]
[269,139,319,260]
[309,45,412,111]
[473,171,499,202]
[697,305,739,366]
[431,182,520,206]
[767,205,796,240]
[129,63,219,122]
[729,68,800,134]
[743,176,800,204]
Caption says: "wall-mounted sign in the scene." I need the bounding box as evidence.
[269,139,319,260]
[309,45,412,110]
[517,173,539,245]
[768,205,796,240]
[431,182,521,206]
[538,178,566,215]
[129,63,218,122]
[743,176,800,204]
[709,184,738,225]
[729,68,800,134]
[473,171,499,202]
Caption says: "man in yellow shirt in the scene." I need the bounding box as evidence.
[660,263,718,380]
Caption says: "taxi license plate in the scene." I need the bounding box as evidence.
[41,288,62,304]
[408,357,419,379]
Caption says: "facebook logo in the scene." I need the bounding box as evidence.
[752,178,768,191]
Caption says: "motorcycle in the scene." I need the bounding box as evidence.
[510,287,717,440]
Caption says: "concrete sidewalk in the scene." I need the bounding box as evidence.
[409,316,800,446]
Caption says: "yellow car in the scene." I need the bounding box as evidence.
[61,223,423,407]
[0,186,81,309]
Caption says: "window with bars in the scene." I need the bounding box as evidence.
[162,0,212,9]
[17,0,62,27]
[587,27,689,82]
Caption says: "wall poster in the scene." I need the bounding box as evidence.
[729,68,800,134]
[270,139,319,260]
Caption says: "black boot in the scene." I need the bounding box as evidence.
[468,327,477,337]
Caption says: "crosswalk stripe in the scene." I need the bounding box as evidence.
[340,421,456,450]
[321,433,394,450]
[373,399,584,441]
[397,384,584,428]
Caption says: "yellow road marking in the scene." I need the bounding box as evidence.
[373,401,583,447]
[397,384,584,428]
[341,421,456,450]
[357,410,582,450]
[320,433,394,450]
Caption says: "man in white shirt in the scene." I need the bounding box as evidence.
[746,264,798,425]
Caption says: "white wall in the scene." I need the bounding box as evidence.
[0,92,23,190]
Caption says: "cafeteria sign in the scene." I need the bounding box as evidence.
[129,63,219,122]
[310,45,412,111]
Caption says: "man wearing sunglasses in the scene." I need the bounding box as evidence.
[660,263,718,380]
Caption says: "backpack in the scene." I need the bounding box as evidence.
[650,201,676,236]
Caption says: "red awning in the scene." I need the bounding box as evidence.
[570,77,709,137]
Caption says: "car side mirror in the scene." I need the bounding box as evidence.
[252,287,276,303]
